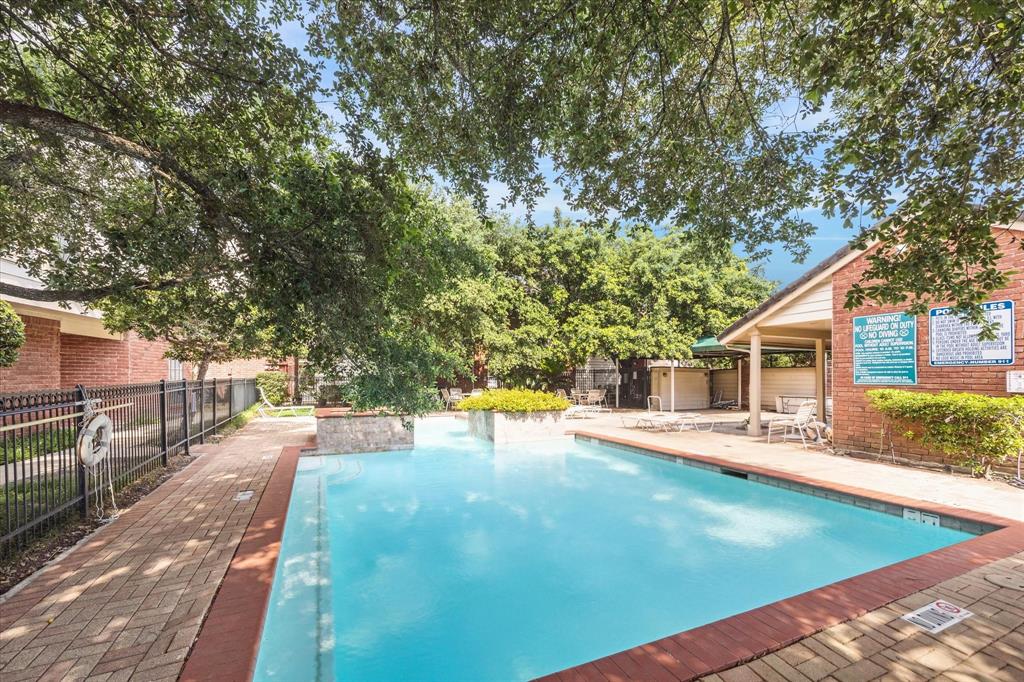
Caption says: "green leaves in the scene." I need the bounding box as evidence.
[457,388,571,413]
[867,389,1024,476]
[472,220,773,386]
[0,300,25,367]
[307,0,1023,319]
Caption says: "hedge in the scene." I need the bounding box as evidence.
[457,388,571,413]
[866,389,1024,476]
[256,371,290,405]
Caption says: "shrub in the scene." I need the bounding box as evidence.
[0,300,26,367]
[457,388,571,413]
[866,389,1024,477]
[256,371,289,405]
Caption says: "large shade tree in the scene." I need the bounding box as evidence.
[439,217,774,387]
[306,0,1024,326]
[0,1,479,411]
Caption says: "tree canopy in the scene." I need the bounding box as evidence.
[0,1,479,411]
[306,0,1024,323]
[427,217,774,387]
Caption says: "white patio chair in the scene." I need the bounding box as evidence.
[470,388,484,397]
[449,387,466,403]
[257,387,302,417]
[439,388,456,411]
[766,399,822,448]
[554,388,568,400]
[587,389,609,412]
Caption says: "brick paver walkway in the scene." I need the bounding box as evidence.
[0,417,314,682]
[700,552,1024,682]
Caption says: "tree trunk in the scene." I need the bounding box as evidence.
[195,358,210,382]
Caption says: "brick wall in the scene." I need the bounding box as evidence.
[0,315,61,392]
[831,229,1024,471]
[127,333,190,382]
[205,358,273,379]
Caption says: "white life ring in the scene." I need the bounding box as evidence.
[77,413,113,467]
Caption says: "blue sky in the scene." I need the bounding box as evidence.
[277,18,852,289]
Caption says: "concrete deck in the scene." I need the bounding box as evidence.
[567,409,1023,522]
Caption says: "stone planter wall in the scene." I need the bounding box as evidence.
[467,410,568,444]
[315,408,414,454]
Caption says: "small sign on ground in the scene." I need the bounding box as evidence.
[901,600,973,633]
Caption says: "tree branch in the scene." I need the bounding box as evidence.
[0,100,232,232]
[0,279,183,303]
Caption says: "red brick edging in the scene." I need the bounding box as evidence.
[535,431,1024,681]
[179,442,309,681]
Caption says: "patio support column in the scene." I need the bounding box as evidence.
[748,331,762,436]
[669,359,676,413]
[736,357,743,407]
[815,338,827,423]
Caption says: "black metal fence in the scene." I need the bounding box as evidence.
[1,378,258,554]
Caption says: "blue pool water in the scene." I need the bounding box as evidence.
[254,418,970,681]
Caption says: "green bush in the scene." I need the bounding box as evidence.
[457,388,571,413]
[866,389,1024,476]
[256,371,290,405]
[0,300,26,367]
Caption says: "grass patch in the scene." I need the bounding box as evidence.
[0,428,76,465]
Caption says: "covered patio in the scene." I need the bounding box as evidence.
[705,245,859,435]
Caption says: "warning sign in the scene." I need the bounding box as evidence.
[929,300,1015,366]
[902,600,973,633]
[853,312,918,385]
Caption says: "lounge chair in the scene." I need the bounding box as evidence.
[710,390,738,410]
[766,399,822,448]
[622,397,668,429]
[565,403,601,419]
[257,387,302,417]
[555,389,568,400]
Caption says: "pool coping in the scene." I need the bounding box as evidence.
[179,442,307,682]
[183,431,1024,682]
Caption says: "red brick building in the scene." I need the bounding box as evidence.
[717,222,1023,472]
[1,260,281,393]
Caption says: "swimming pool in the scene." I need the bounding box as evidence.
[253,417,971,681]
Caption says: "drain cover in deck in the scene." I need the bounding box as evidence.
[984,573,1024,591]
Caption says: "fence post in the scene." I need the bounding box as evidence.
[74,384,89,517]
[199,379,206,444]
[211,377,217,431]
[182,379,191,455]
[159,379,168,466]
[228,377,234,417]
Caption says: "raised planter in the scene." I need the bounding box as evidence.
[467,409,568,444]
[315,408,414,454]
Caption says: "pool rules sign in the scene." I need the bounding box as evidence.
[929,300,1015,366]
[853,312,918,385]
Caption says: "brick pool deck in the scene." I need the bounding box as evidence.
[1,412,1021,681]
[0,417,314,682]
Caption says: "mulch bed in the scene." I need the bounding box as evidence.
[0,453,197,595]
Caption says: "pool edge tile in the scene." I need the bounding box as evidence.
[179,438,312,682]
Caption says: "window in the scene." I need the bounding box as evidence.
[167,358,184,380]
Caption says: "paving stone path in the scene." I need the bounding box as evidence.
[0,418,314,682]
[700,552,1024,681]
